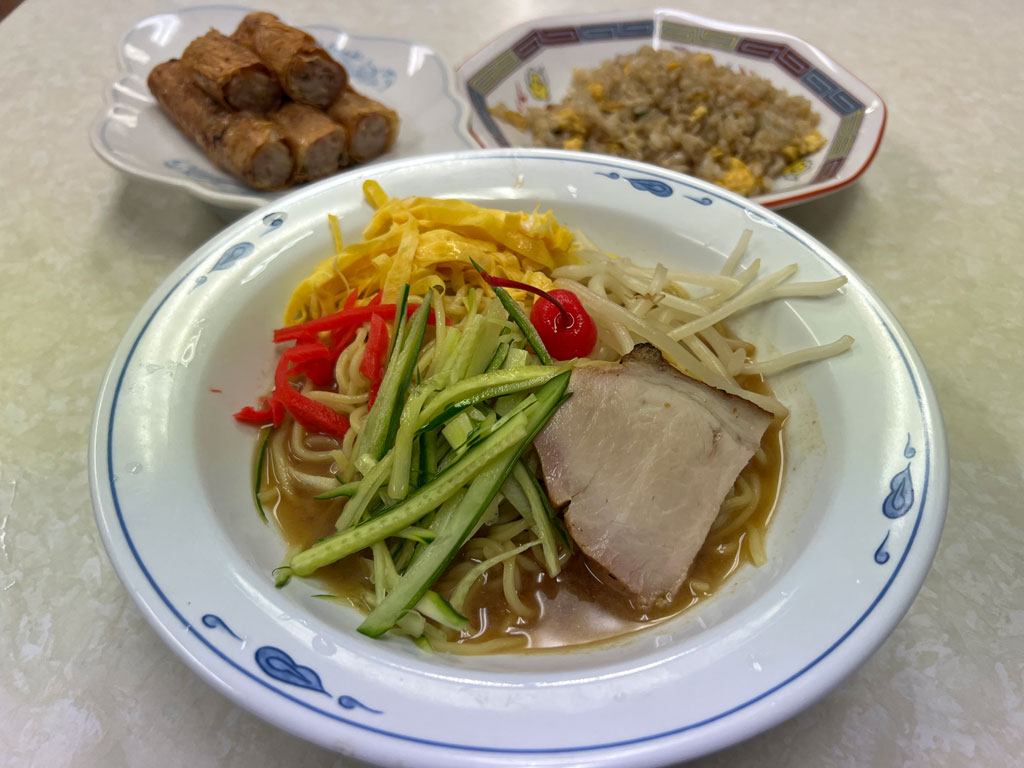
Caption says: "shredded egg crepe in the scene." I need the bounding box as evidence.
[284,180,578,325]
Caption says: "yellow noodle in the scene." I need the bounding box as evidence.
[488,519,532,542]
[746,525,767,567]
[288,420,336,463]
[306,390,368,412]
[502,551,531,617]
[422,624,526,655]
[268,424,295,496]
[715,473,763,538]
[286,466,340,495]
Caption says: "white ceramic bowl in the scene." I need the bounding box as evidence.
[90,5,474,210]
[90,149,945,767]
[457,9,886,209]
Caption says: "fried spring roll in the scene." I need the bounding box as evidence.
[181,29,282,114]
[272,103,349,182]
[232,12,347,108]
[148,60,295,191]
[326,86,400,163]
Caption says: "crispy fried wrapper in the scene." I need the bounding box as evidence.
[181,29,282,114]
[148,60,295,190]
[232,12,347,108]
[272,102,349,182]
[326,86,400,163]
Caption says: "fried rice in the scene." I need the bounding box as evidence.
[495,46,826,197]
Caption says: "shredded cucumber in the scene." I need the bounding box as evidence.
[470,259,554,365]
[314,480,362,500]
[415,590,469,632]
[356,371,570,637]
[441,411,474,450]
[388,378,445,501]
[512,462,562,577]
[289,411,530,577]
[448,539,541,613]
[417,366,562,429]
[354,291,432,464]
[334,451,394,531]
[252,427,272,523]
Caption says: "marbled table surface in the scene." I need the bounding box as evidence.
[1,0,1022,765]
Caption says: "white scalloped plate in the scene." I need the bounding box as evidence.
[457,9,886,209]
[90,5,474,211]
[90,149,946,767]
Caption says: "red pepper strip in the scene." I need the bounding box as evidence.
[279,341,334,387]
[296,358,335,388]
[329,325,358,359]
[368,381,382,409]
[273,303,445,344]
[273,352,350,438]
[233,405,273,424]
[329,293,360,351]
[274,305,397,343]
[359,313,390,384]
[366,291,383,307]
[282,341,332,367]
[269,397,285,427]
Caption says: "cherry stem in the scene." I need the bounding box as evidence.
[473,263,573,325]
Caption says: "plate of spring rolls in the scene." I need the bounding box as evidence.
[91,6,475,211]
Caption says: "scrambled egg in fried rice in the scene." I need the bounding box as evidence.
[495,46,826,197]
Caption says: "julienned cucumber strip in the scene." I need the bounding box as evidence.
[484,336,512,373]
[288,410,531,577]
[357,452,513,637]
[356,371,571,638]
[354,292,432,463]
[253,427,272,523]
[334,451,394,531]
[415,590,469,631]
[314,480,362,500]
[387,284,410,361]
[436,395,536,473]
[512,461,561,577]
[469,258,554,366]
[385,295,435,453]
[388,378,445,501]
[420,428,438,483]
[464,298,507,379]
[448,539,540,613]
[417,366,562,430]
[416,374,557,435]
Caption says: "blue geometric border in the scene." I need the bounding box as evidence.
[465,19,866,182]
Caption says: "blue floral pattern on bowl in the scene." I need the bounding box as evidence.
[875,435,918,565]
[203,614,382,715]
[330,48,397,91]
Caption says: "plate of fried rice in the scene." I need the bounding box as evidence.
[457,9,886,208]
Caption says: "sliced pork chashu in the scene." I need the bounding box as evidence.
[533,344,773,605]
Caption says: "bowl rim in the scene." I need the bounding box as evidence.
[89,148,946,766]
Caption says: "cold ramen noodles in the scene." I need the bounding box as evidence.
[233,181,852,653]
